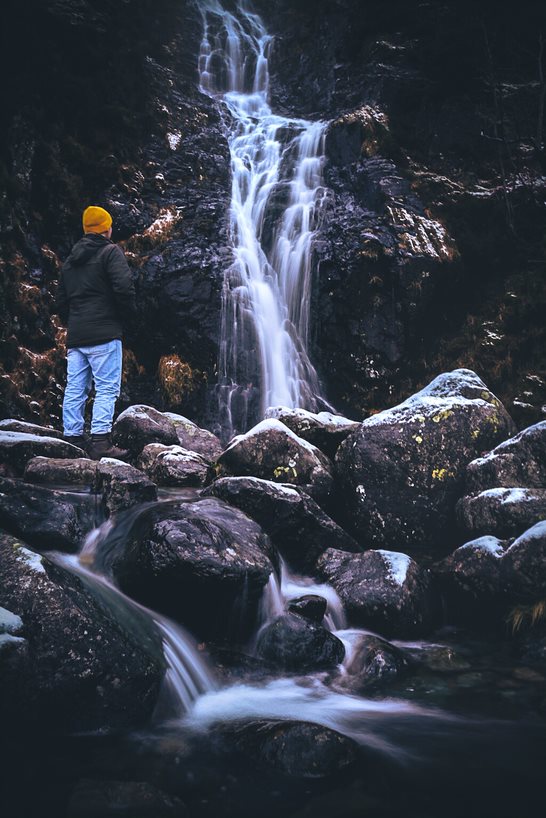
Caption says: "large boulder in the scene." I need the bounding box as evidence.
[217,419,334,501]
[456,488,546,539]
[264,406,359,458]
[204,476,359,571]
[465,421,546,492]
[101,499,276,641]
[138,443,212,487]
[0,419,63,439]
[431,535,508,624]
[24,456,98,485]
[316,548,433,637]
[95,460,158,515]
[335,369,516,549]
[0,431,85,477]
[0,531,165,732]
[502,521,546,603]
[164,412,223,462]
[0,476,97,551]
[256,611,345,672]
[112,405,179,455]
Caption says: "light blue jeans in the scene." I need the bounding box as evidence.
[62,340,122,436]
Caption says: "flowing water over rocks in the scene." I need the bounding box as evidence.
[199,0,327,438]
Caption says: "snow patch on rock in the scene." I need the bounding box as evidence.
[376,550,411,586]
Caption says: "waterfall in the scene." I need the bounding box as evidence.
[199,0,326,438]
[55,519,216,718]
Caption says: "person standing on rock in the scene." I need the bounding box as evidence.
[55,206,136,460]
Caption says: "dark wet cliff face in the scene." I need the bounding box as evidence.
[254,0,546,423]
[1,0,545,427]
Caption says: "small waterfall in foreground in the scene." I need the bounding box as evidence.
[57,517,216,718]
[199,0,326,438]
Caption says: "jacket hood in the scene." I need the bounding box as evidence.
[68,234,111,266]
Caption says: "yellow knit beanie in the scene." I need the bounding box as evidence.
[82,206,112,234]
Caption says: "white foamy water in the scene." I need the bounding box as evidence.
[259,559,347,631]
[185,676,444,757]
[199,0,326,437]
[53,545,216,717]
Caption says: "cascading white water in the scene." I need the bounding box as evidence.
[57,521,216,718]
[199,0,326,437]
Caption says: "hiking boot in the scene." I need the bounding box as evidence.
[63,434,88,454]
[89,433,129,462]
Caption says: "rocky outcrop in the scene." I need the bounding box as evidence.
[264,406,359,458]
[432,536,508,624]
[217,419,334,501]
[316,547,432,637]
[0,419,63,438]
[0,476,97,551]
[164,412,223,461]
[67,780,185,818]
[112,405,179,455]
[204,475,359,571]
[465,422,546,492]
[102,498,276,641]
[0,431,85,477]
[138,443,212,487]
[24,455,98,485]
[335,370,515,549]
[502,521,546,603]
[339,634,409,693]
[214,719,358,779]
[456,488,546,539]
[256,612,345,672]
[0,531,165,732]
[95,460,158,514]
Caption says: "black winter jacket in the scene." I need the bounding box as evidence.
[55,234,136,348]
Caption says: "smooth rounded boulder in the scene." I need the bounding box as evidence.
[256,611,345,671]
[102,498,276,641]
[316,547,432,637]
[217,419,334,501]
[335,369,516,550]
[204,476,359,571]
[112,405,179,455]
[0,531,165,732]
[456,488,546,539]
